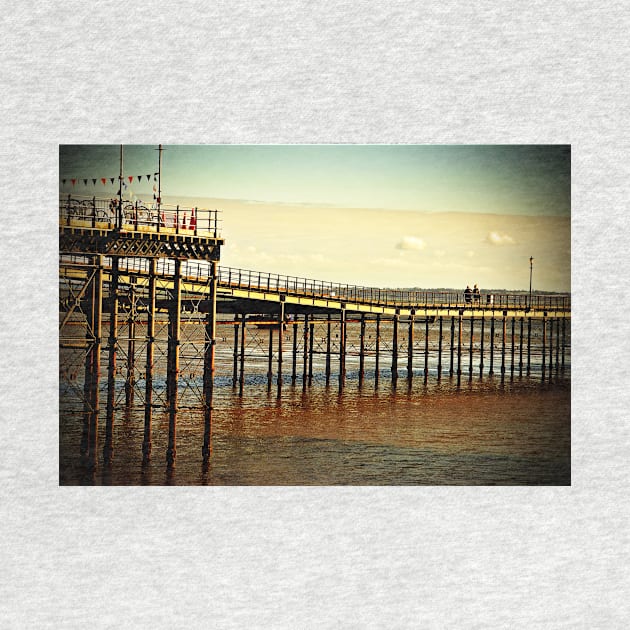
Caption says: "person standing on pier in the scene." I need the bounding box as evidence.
[473,284,480,302]
[465,285,472,303]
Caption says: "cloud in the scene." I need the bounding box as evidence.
[486,231,516,245]
[395,236,426,251]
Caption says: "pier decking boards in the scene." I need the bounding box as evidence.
[60,198,571,469]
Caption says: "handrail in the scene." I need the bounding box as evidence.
[59,254,571,312]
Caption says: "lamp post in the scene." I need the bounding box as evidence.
[529,256,534,308]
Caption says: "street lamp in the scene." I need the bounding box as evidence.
[529,256,534,307]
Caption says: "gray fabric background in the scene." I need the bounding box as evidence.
[1,1,628,627]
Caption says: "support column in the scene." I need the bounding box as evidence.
[489,316,495,376]
[292,318,298,385]
[468,316,474,380]
[239,316,246,396]
[519,317,524,377]
[125,281,136,409]
[302,314,309,391]
[166,259,182,467]
[325,314,331,386]
[277,298,285,399]
[104,256,119,465]
[232,319,239,388]
[548,316,554,383]
[142,259,156,463]
[407,312,414,385]
[339,307,346,392]
[374,315,380,387]
[267,326,274,392]
[359,314,366,387]
[561,317,566,371]
[308,320,314,386]
[541,316,547,382]
[424,316,429,382]
[510,317,515,381]
[479,316,485,378]
[527,317,532,376]
[456,312,462,387]
[555,317,560,371]
[437,316,443,381]
[449,316,455,376]
[500,313,506,383]
[202,261,218,462]
[391,312,399,387]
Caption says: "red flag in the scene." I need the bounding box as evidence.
[71,179,76,187]
[101,178,107,185]
[128,176,133,183]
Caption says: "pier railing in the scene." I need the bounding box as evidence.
[61,255,571,312]
[59,194,222,237]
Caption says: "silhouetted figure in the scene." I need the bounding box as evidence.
[473,284,480,302]
[464,285,472,304]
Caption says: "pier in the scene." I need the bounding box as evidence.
[59,195,571,469]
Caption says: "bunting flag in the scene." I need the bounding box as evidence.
[62,179,66,185]
[92,178,97,185]
[71,179,76,186]
[82,179,88,186]
[128,176,133,183]
[101,178,107,185]
[110,178,115,185]
[60,172,162,188]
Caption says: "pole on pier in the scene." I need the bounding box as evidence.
[267,326,274,392]
[407,312,414,385]
[437,316,443,381]
[239,316,246,396]
[104,256,119,465]
[548,316,554,382]
[325,314,331,386]
[202,261,218,461]
[276,298,285,399]
[391,312,399,387]
[468,316,474,381]
[555,318,560,371]
[489,316,495,376]
[457,312,462,387]
[339,306,347,392]
[292,318,298,385]
[479,316,485,378]
[166,259,181,467]
[449,316,455,376]
[561,317,566,371]
[142,259,156,463]
[359,314,366,387]
[375,314,381,387]
[125,281,136,409]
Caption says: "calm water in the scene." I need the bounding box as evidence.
[60,372,570,486]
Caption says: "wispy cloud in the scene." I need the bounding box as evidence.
[485,231,516,245]
[396,236,426,251]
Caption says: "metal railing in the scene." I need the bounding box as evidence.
[59,194,222,237]
[59,255,571,312]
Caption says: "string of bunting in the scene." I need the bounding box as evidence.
[61,173,160,187]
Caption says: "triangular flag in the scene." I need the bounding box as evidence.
[71,179,76,187]
[110,177,115,185]
[62,179,66,185]
[136,175,142,182]
[82,179,88,186]
[128,176,133,183]
[101,178,107,185]
[92,178,97,185]
[147,174,151,181]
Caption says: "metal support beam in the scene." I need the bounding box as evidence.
[437,316,443,381]
[276,297,285,399]
[203,261,218,461]
[142,259,156,463]
[166,259,181,467]
[104,256,119,465]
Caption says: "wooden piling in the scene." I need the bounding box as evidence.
[104,256,119,465]
[561,317,566,371]
[456,313,462,387]
[541,316,547,382]
[142,259,156,463]
[518,317,524,377]
[267,326,274,392]
[302,314,309,391]
[424,316,429,382]
[308,320,314,386]
[449,316,455,376]
[202,261,218,461]
[479,316,485,378]
[292,318,298,385]
[232,320,239,388]
[510,317,515,380]
[548,316,554,382]
[527,317,532,376]
[166,259,181,467]
[555,317,560,371]
[500,313,506,383]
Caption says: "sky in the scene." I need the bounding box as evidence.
[59,144,571,291]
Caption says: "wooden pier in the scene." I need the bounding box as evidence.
[59,195,571,470]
